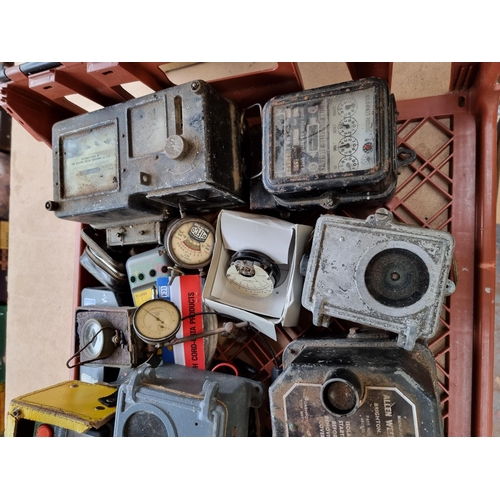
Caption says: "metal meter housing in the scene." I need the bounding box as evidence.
[269,336,443,437]
[50,80,245,228]
[301,210,455,351]
[261,77,415,209]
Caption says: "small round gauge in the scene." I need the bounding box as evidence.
[339,156,360,172]
[338,98,358,117]
[81,318,116,361]
[226,250,280,299]
[338,117,358,137]
[164,218,215,269]
[338,136,359,156]
[133,299,182,345]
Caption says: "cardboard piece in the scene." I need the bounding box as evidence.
[203,210,312,340]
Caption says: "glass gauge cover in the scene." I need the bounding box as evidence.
[81,318,116,361]
[260,77,415,209]
[226,250,280,299]
[165,218,215,269]
[133,299,182,345]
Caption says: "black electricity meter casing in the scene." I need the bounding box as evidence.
[261,77,415,210]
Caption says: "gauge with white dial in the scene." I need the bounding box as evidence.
[338,117,358,137]
[165,218,215,269]
[81,318,116,361]
[226,250,280,299]
[133,299,182,345]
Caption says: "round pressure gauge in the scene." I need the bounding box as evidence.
[81,318,116,361]
[133,299,182,345]
[226,250,281,298]
[164,217,215,269]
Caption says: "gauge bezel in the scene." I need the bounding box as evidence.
[81,317,116,361]
[132,299,182,345]
[164,217,216,270]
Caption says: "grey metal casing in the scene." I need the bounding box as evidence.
[113,364,265,437]
[51,80,244,228]
[301,210,455,350]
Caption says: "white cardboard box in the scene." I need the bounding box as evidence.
[203,210,313,340]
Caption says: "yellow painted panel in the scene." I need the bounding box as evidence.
[7,381,116,435]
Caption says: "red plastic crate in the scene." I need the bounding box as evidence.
[1,62,498,436]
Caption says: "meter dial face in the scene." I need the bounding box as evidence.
[338,136,358,156]
[81,318,115,360]
[133,299,181,344]
[338,98,358,117]
[165,218,215,269]
[226,260,275,298]
[339,156,360,172]
[338,117,358,137]
[269,84,378,182]
[226,251,279,299]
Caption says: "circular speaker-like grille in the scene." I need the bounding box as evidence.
[123,411,168,437]
[364,248,430,308]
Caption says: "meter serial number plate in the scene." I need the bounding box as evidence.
[271,86,377,180]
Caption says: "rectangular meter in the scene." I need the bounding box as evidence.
[49,80,245,228]
[261,78,415,210]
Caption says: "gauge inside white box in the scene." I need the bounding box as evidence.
[203,210,313,340]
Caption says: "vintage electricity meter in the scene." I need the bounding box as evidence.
[261,78,415,209]
[47,80,245,232]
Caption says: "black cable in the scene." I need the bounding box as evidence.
[256,330,280,369]
[66,326,116,369]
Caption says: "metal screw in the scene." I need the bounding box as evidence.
[374,208,391,222]
[94,406,105,411]
[138,230,145,235]
[289,423,297,432]
[191,81,201,92]
[69,383,79,388]
[12,407,22,418]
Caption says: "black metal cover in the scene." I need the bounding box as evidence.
[269,335,443,437]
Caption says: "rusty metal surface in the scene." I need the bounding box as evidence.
[50,80,245,227]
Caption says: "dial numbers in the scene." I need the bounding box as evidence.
[226,262,275,298]
[338,117,358,137]
[338,98,358,117]
[339,156,360,172]
[338,136,359,156]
